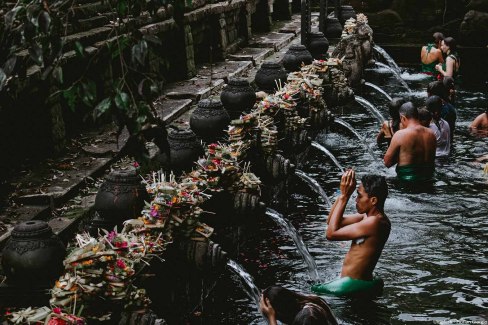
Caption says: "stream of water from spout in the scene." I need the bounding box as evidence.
[310,141,345,172]
[227,259,262,312]
[374,62,412,94]
[265,209,319,282]
[333,118,376,159]
[373,45,401,74]
[354,95,386,123]
[364,81,393,101]
[295,169,332,207]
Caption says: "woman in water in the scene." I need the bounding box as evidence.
[259,286,338,325]
[420,32,444,78]
[435,37,460,81]
[377,97,406,146]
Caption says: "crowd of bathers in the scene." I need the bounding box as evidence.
[257,33,488,325]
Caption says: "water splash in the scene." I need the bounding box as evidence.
[373,45,401,74]
[364,81,392,101]
[311,141,345,172]
[227,259,262,311]
[266,209,319,281]
[333,118,376,159]
[355,95,386,124]
[295,169,332,207]
[374,62,412,94]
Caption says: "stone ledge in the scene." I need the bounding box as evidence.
[228,47,275,66]
[249,32,295,51]
[196,60,254,83]
[154,98,193,124]
[164,78,225,102]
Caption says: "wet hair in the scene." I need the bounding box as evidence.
[263,286,337,325]
[361,175,388,211]
[389,97,405,132]
[425,95,442,115]
[418,107,432,127]
[399,102,418,120]
[443,37,457,52]
[292,303,334,325]
[443,76,455,90]
[427,81,448,101]
[433,32,444,46]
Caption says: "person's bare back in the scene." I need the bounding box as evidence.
[384,102,436,182]
[386,125,436,167]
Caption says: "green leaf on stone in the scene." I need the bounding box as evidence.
[117,0,128,17]
[74,41,85,58]
[0,68,7,92]
[93,97,112,120]
[5,7,23,29]
[29,42,43,65]
[38,11,51,34]
[63,86,78,112]
[53,66,63,84]
[131,39,148,67]
[81,79,96,106]
[3,57,17,77]
[41,65,53,80]
[115,91,130,111]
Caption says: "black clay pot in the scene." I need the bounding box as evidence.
[283,45,314,72]
[254,61,288,93]
[307,32,329,60]
[2,220,66,287]
[340,5,356,25]
[167,129,204,172]
[91,169,148,233]
[190,98,230,143]
[220,78,256,120]
[324,17,343,39]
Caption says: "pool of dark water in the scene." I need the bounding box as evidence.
[195,68,488,324]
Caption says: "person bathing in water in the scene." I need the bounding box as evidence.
[384,102,437,182]
[376,97,405,146]
[260,286,338,325]
[311,170,391,296]
[420,32,444,78]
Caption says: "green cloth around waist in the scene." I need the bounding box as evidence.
[311,276,384,296]
[396,163,434,182]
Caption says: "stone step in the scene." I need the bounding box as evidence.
[227,47,275,66]
[154,98,193,124]
[249,32,295,52]
[196,60,253,83]
[163,78,225,102]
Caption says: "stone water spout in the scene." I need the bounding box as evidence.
[331,16,374,89]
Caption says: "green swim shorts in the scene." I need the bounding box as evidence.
[396,163,435,182]
[311,276,384,296]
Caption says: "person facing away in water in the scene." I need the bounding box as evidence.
[384,102,437,182]
[426,95,451,158]
[259,286,338,325]
[470,107,488,130]
[376,97,405,146]
[420,32,444,78]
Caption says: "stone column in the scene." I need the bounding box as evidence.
[301,0,311,46]
[183,24,196,78]
[273,0,292,20]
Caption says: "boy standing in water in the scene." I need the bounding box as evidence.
[312,170,391,296]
